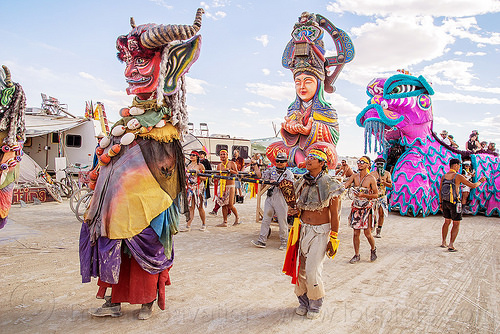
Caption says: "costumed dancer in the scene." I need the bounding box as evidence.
[250,152,294,250]
[283,149,344,319]
[370,157,392,238]
[215,149,239,227]
[266,11,354,169]
[181,150,207,231]
[79,9,204,320]
[345,156,379,264]
[0,65,26,229]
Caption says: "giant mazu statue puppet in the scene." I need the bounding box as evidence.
[266,12,354,169]
[80,9,204,319]
[0,65,25,229]
[356,71,500,217]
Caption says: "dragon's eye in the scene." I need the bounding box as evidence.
[381,100,388,109]
[391,85,416,94]
[391,86,402,94]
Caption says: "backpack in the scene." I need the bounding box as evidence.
[441,174,458,203]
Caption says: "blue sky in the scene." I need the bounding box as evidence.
[1,0,499,157]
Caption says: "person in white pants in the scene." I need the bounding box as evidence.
[251,152,294,250]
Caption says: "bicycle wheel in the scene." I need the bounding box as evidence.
[70,187,91,213]
[75,192,93,223]
[55,180,72,198]
[61,178,78,198]
[45,183,63,203]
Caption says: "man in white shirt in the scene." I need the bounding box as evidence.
[440,130,451,146]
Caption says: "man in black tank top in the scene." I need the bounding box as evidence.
[439,158,486,252]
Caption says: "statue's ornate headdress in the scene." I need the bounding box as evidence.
[282,12,354,93]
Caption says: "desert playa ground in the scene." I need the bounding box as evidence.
[0,196,498,334]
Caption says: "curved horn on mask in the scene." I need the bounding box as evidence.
[2,65,13,87]
[141,8,204,49]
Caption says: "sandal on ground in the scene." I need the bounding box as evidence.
[216,223,228,227]
[349,254,360,264]
[448,247,458,252]
[232,221,241,226]
[439,245,447,248]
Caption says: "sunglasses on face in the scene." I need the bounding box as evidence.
[190,154,197,156]
[276,160,287,163]
[357,160,368,164]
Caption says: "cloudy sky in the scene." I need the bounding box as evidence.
[1,0,499,157]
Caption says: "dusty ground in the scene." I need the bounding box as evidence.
[0,196,498,334]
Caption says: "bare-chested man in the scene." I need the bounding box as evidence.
[215,150,239,227]
[370,157,392,238]
[337,159,353,179]
[345,156,378,263]
[290,149,344,319]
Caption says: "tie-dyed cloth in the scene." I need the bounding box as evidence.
[80,136,187,284]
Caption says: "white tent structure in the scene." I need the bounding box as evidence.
[16,153,42,184]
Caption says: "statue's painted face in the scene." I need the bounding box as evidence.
[294,73,318,102]
[117,36,162,97]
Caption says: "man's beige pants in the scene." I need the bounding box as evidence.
[294,222,330,300]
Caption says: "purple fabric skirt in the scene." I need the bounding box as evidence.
[79,223,174,284]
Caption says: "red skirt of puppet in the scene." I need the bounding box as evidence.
[96,254,171,309]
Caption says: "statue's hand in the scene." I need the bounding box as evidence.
[295,118,313,135]
[282,120,299,134]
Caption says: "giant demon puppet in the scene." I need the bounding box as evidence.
[266,12,354,169]
[357,72,500,217]
[0,66,26,229]
[80,9,204,319]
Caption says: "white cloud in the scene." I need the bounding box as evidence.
[340,16,454,86]
[326,93,362,116]
[350,16,453,69]
[255,35,269,47]
[458,85,500,94]
[186,76,208,94]
[148,0,173,9]
[466,51,487,56]
[79,72,97,81]
[466,115,500,138]
[422,60,476,86]
[205,10,227,20]
[232,121,253,128]
[433,91,500,104]
[433,115,464,128]
[246,101,275,109]
[326,0,500,17]
[262,68,270,76]
[241,107,258,115]
[246,82,294,101]
[212,0,229,7]
[442,17,500,45]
